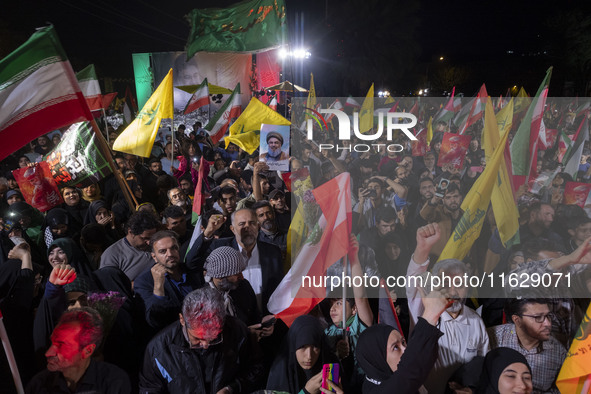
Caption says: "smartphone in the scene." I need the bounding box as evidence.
[435,178,449,198]
[366,189,377,198]
[261,317,276,328]
[322,363,340,392]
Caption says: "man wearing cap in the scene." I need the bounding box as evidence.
[185,208,284,315]
[134,230,204,331]
[6,190,23,206]
[268,189,290,234]
[203,246,262,328]
[260,132,289,162]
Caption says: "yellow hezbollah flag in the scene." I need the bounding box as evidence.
[113,69,173,157]
[438,111,511,261]
[496,98,514,138]
[514,87,531,114]
[359,83,374,133]
[227,97,290,154]
[557,301,591,393]
[384,96,395,105]
[306,73,316,120]
[427,116,434,145]
[286,203,307,272]
[483,98,520,249]
[225,130,260,155]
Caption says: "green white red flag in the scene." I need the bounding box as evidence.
[204,83,241,144]
[183,78,210,114]
[509,67,552,189]
[76,64,102,111]
[0,25,93,160]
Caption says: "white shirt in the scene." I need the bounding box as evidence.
[406,255,490,394]
[239,243,263,311]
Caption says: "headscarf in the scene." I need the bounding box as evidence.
[43,208,71,247]
[267,315,338,393]
[356,324,397,384]
[47,238,94,278]
[477,347,532,394]
[84,200,109,226]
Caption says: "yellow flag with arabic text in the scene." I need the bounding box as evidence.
[359,83,374,133]
[438,107,511,261]
[483,98,519,249]
[227,97,290,154]
[557,301,591,393]
[113,69,173,157]
[306,73,316,120]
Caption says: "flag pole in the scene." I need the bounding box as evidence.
[102,108,110,146]
[0,310,24,394]
[342,255,348,330]
[89,119,137,211]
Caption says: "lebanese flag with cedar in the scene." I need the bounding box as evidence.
[267,172,352,327]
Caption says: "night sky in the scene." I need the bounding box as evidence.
[2,0,588,97]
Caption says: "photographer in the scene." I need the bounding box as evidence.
[354,174,407,231]
[419,182,464,260]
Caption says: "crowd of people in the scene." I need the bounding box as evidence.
[0,105,589,394]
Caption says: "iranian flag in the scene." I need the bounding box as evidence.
[76,64,102,111]
[268,172,352,327]
[510,68,552,189]
[204,83,241,144]
[345,96,361,109]
[0,25,92,160]
[183,78,210,114]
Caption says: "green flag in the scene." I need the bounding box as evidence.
[185,0,286,58]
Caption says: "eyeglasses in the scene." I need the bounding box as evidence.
[520,313,555,323]
[182,318,223,349]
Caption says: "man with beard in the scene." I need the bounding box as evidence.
[252,200,287,255]
[488,299,566,393]
[100,211,160,281]
[420,182,464,259]
[167,187,192,223]
[519,202,564,251]
[185,208,283,315]
[411,177,436,227]
[134,231,204,331]
[268,189,290,233]
[406,223,489,394]
[260,132,289,162]
[26,308,130,393]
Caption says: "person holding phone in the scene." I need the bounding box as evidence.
[267,315,343,394]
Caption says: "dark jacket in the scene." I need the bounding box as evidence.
[139,317,264,394]
[185,236,283,314]
[26,359,131,394]
[134,265,204,331]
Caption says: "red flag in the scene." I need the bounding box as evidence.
[564,182,591,208]
[101,93,118,110]
[191,156,206,224]
[437,132,471,169]
[458,84,487,134]
[268,173,352,326]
